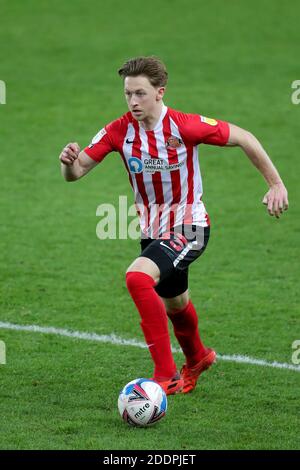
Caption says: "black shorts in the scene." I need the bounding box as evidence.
[140,225,210,299]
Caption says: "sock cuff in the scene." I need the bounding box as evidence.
[126,271,156,287]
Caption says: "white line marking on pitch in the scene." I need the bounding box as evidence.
[0,321,299,373]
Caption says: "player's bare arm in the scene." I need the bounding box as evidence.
[59,142,98,181]
[227,123,289,218]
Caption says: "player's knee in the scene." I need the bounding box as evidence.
[167,303,188,315]
[164,292,190,314]
[126,257,160,284]
[167,305,187,315]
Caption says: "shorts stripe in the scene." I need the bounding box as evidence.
[173,241,199,268]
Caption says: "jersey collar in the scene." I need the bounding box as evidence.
[138,103,168,132]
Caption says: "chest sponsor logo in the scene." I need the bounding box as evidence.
[128,157,143,173]
[143,157,184,173]
[128,156,184,174]
[143,158,184,173]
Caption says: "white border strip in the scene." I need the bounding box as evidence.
[1,321,299,373]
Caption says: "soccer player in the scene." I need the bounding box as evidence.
[59,56,288,395]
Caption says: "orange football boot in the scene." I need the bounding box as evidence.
[181,348,216,393]
[153,372,184,395]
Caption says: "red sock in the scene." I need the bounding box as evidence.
[167,301,206,367]
[126,271,177,380]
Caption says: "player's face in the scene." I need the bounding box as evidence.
[124,75,165,121]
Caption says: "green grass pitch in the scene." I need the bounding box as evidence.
[0,0,299,450]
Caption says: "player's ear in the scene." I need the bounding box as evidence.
[156,86,166,101]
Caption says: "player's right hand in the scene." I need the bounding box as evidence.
[59,143,80,166]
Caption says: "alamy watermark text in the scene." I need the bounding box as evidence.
[291,80,300,104]
[0,340,6,364]
[0,80,6,104]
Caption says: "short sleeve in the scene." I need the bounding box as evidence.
[84,125,115,162]
[182,114,230,146]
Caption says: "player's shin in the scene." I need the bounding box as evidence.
[167,300,206,367]
[126,271,177,380]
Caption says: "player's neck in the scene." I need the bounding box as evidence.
[140,102,164,131]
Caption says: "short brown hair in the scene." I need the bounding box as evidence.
[118,56,168,87]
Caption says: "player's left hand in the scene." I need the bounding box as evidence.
[262,182,289,218]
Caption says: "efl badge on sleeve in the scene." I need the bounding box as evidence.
[200,116,218,126]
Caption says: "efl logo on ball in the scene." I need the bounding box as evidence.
[118,378,167,427]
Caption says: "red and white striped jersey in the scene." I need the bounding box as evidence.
[84,105,229,238]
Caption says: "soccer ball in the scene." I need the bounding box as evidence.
[118,378,167,427]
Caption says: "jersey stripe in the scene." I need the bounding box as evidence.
[162,114,181,231]
[138,126,159,238]
[169,117,189,227]
[184,140,194,224]
[131,120,151,232]
[146,130,165,238]
[192,146,204,223]
[121,123,143,221]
